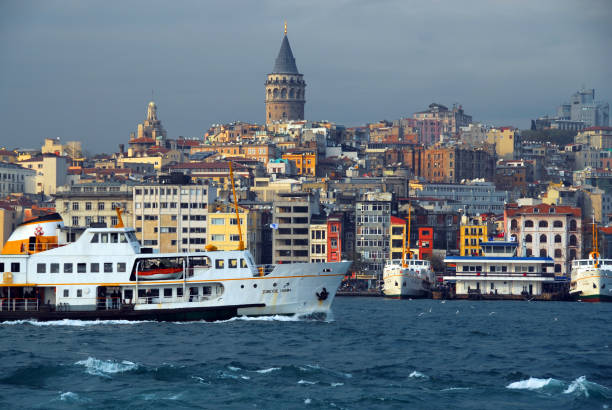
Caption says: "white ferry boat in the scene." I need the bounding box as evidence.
[382,257,434,299]
[382,208,434,299]
[0,213,351,321]
[443,241,560,299]
[569,224,612,302]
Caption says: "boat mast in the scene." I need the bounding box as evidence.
[403,182,412,268]
[228,161,245,251]
[114,207,125,228]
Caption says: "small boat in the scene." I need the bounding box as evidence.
[137,267,183,281]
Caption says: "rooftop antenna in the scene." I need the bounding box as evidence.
[284,21,287,36]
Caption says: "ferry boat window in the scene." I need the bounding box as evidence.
[104,263,113,273]
[215,259,224,269]
[528,266,534,272]
[177,288,183,297]
[229,259,238,268]
[119,234,127,243]
[91,233,99,243]
[124,289,133,300]
[501,266,507,272]
[77,263,86,273]
[476,266,482,271]
[490,266,496,272]
[203,286,212,295]
[37,263,46,273]
[125,231,138,242]
[91,263,99,273]
[64,263,72,273]
[138,289,146,298]
[150,289,159,297]
[100,233,109,243]
[110,233,119,243]
[11,262,19,272]
[63,289,69,297]
[117,263,126,272]
[0,263,3,271]
[164,288,172,298]
[240,259,247,268]
[77,289,82,297]
[51,263,59,273]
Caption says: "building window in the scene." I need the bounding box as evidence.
[211,218,225,225]
[538,220,548,228]
[524,220,533,228]
[525,234,532,243]
[540,234,547,243]
[554,249,562,258]
[553,220,563,228]
[72,202,79,211]
[85,202,92,211]
[212,234,225,242]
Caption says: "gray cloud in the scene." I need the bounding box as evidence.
[0,0,610,153]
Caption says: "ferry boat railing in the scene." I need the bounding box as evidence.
[95,297,123,310]
[0,298,39,312]
[25,243,65,252]
[453,271,555,278]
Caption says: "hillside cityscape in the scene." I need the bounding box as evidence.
[1,27,610,296]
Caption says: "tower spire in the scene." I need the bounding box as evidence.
[284,21,287,36]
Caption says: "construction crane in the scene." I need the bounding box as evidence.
[228,161,245,251]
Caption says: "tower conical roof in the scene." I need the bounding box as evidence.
[272,35,300,74]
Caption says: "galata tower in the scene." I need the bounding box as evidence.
[265,23,306,124]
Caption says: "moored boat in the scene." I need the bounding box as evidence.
[569,223,612,302]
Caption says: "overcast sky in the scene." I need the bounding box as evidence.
[1,0,611,153]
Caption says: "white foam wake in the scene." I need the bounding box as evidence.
[255,367,280,374]
[506,377,556,390]
[409,370,428,379]
[3,319,152,327]
[75,357,138,377]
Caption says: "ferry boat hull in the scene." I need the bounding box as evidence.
[569,269,612,303]
[382,272,430,298]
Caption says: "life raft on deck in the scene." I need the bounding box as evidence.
[136,267,183,280]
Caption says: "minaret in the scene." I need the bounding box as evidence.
[265,22,306,124]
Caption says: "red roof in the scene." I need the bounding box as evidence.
[129,138,156,144]
[505,203,581,218]
[390,216,407,225]
[0,149,16,156]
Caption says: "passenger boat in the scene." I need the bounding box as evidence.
[569,222,612,302]
[382,204,434,298]
[0,213,350,321]
[382,257,434,299]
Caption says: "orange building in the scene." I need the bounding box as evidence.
[190,143,277,165]
[282,150,316,176]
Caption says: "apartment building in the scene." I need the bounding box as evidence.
[327,213,343,263]
[272,192,319,264]
[505,203,582,277]
[207,203,263,263]
[132,180,216,253]
[0,162,36,196]
[55,182,134,228]
[20,154,69,195]
[355,192,395,282]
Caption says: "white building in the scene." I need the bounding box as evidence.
[0,162,36,196]
[20,154,69,195]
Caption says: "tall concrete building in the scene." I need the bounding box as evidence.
[265,24,306,124]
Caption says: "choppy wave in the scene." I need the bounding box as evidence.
[298,379,317,385]
[255,367,280,374]
[507,375,610,398]
[507,377,558,390]
[408,370,428,379]
[75,357,138,377]
[2,319,153,326]
[59,391,91,403]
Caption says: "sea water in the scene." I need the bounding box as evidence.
[0,298,610,409]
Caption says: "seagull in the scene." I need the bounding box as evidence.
[489,312,496,315]
[455,310,460,314]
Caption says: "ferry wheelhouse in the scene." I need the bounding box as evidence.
[444,241,560,299]
[0,213,351,321]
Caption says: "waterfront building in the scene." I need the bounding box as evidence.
[417,227,434,260]
[444,241,557,299]
[459,215,490,256]
[327,213,343,263]
[132,180,216,253]
[505,203,582,277]
[54,182,134,229]
[390,216,407,260]
[309,216,327,263]
[265,24,306,124]
[272,192,319,264]
[355,192,395,283]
